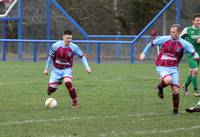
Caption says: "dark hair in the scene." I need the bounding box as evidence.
[64,30,72,35]
[171,24,182,32]
[192,14,200,20]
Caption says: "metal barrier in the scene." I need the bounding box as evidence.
[0,39,139,64]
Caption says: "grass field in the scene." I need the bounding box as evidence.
[0,62,200,137]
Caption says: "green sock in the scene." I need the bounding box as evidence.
[191,76,198,91]
[185,75,191,87]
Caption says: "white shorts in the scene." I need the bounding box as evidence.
[49,66,72,85]
[156,66,179,86]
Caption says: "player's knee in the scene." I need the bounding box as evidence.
[191,69,198,75]
[65,81,74,90]
[172,87,179,94]
[163,76,172,85]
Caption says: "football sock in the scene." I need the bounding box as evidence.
[47,86,57,95]
[65,82,77,103]
[172,93,179,113]
[159,81,167,88]
[191,76,198,91]
[185,75,191,87]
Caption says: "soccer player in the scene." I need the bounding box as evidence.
[140,24,199,114]
[44,30,91,108]
[181,14,200,97]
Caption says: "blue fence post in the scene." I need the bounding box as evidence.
[33,42,37,62]
[86,36,91,54]
[130,43,134,64]
[18,0,23,61]
[115,36,120,59]
[2,21,7,62]
[46,0,51,58]
[176,0,180,24]
[97,43,100,64]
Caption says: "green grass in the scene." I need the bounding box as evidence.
[0,62,200,137]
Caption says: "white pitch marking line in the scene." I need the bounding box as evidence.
[1,112,200,136]
[103,125,200,136]
[0,112,167,126]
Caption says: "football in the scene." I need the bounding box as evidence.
[45,98,58,109]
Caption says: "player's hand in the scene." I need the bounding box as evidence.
[193,57,200,61]
[139,53,146,60]
[197,38,200,44]
[86,67,91,74]
[44,69,49,75]
[193,52,200,61]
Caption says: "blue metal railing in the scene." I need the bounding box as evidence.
[0,0,180,64]
[0,39,134,64]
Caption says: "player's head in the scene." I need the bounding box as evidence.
[63,30,72,45]
[192,14,200,28]
[170,24,182,40]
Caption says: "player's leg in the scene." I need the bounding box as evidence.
[156,66,172,99]
[47,83,58,95]
[191,67,200,96]
[47,69,62,95]
[183,74,191,95]
[171,85,180,114]
[63,68,79,108]
[170,69,180,114]
[184,54,200,96]
[184,54,193,92]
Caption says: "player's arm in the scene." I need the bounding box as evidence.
[73,44,91,74]
[44,56,53,75]
[140,36,169,60]
[44,43,57,75]
[181,39,199,60]
[80,55,91,74]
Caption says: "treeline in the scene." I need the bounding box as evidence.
[56,0,168,34]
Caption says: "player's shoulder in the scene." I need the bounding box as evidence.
[179,37,192,46]
[69,42,79,49]
[52,40,63,47]
[157,35,171,41]
[161,35,170,39]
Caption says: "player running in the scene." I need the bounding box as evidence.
[140,24,199,114]
[182,14,200,97]
[44,30,91,108]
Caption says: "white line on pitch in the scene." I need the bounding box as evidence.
[100,125,200,136]
[0,112,166,126]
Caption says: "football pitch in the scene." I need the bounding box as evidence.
[0,62,200,137]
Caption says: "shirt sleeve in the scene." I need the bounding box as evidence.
[49,42,58,58]
[45,56,53,70]
[180,38,195,54]
[45,42,59,70]
[71,43,90,68]
[81,56,90,68]
[142,36,169,55]
[71,43,84,57]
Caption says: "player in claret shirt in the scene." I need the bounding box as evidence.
[140,24,199,115]
[44,30,91,108]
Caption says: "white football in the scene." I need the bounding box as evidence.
[45,98,58,109]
